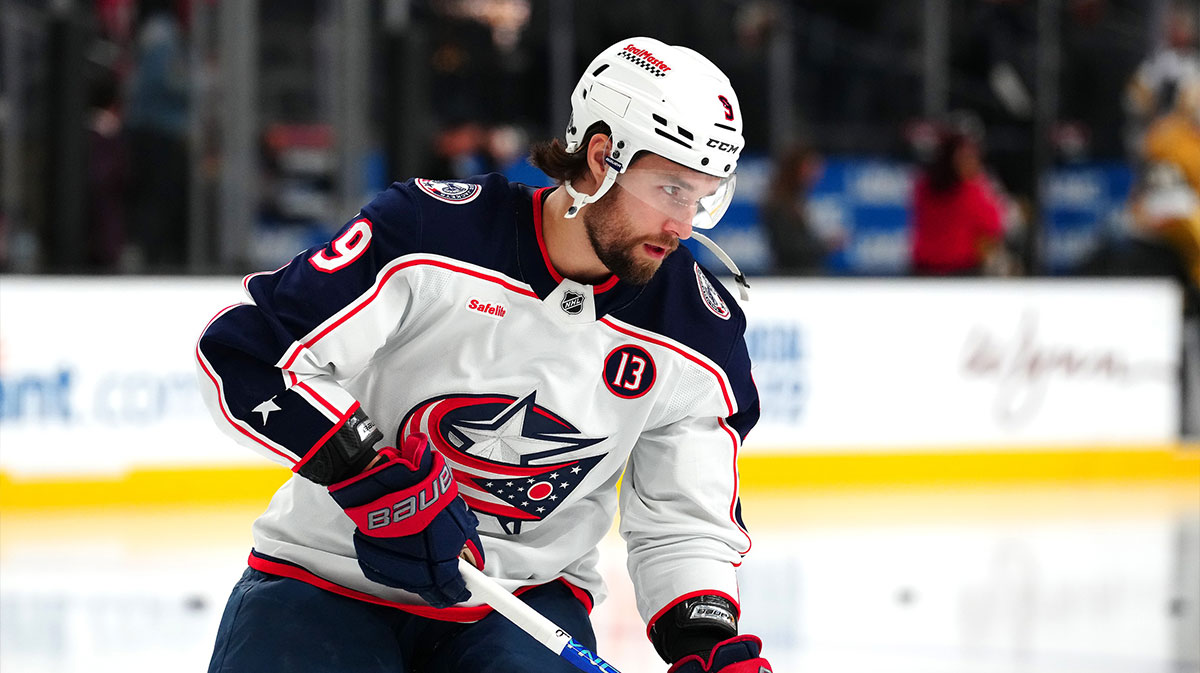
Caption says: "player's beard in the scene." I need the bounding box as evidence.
[582,185,678,285]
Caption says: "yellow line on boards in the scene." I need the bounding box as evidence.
[0,466,291,510]
[736,444,1200,490]
[1,445,1197,510]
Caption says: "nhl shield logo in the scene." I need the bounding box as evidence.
[560,290,585,315]
[415,178,482,204]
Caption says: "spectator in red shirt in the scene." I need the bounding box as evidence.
[910,130,1005,275]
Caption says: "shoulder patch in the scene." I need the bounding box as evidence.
[415,178,482,204]
[694,262,730,320]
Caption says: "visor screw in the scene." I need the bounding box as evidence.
[616,141,625,149]
[569,126,577,135]
[701,157,710,166]
[724,164,731,172]
[612,151,620,159]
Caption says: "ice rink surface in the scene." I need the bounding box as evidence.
[2,479,1197,673]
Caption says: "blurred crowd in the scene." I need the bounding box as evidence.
[49,0,192,273]
[766,0,1198,283]
[2,0,1197,293]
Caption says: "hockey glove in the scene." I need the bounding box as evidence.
[328,433,484,608]
[667,635,773,673]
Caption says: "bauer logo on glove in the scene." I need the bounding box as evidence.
[329,432,484,608]
[355,459,455,532]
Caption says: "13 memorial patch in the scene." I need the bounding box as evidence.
[603,345,656,399]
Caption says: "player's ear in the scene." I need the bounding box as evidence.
[581,133,613,194]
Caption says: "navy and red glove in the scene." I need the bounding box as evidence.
[328,433,484,608]
[667,636,773,673]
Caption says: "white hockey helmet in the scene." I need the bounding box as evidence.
[562,37,744,230]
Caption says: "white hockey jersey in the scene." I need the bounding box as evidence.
[195,175,759,628]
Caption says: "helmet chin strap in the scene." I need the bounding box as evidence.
[691,232,750,301]
[562,163,621,218]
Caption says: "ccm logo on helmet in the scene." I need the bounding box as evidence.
[706,139,740,153]
[366,464,455,530]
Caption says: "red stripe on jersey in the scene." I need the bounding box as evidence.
[532,187,564,284]
[734,369,758,555]
[291,402,361,474]
[594,274,620,293]
[718,416,752,555]
[532,187,619,294]
[600,317,750,552]
[279,344,305,374]
[282,257,538,370]
[196,305,298,464]
[597,317,735,415]
[295,380,342,418]
[246,552,593,619]
[248,552,493,620]
[242,260,289,295]
[556,578,595,613]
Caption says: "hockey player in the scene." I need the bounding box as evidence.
[197,37,771,673]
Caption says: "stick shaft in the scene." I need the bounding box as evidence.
[457,558,623,673]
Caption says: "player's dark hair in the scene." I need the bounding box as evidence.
[528,122,611,184]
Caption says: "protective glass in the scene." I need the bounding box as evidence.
[613,165,737,230]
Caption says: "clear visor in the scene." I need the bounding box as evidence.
[612,164,737,230]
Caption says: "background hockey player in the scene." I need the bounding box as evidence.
[196,36,771,673]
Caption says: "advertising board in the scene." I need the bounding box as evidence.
[0,277,1181,478]
[743,278,1180,450]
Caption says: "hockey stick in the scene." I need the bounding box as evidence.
[457,558,624,673]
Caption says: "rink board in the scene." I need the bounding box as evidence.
[2,276,1195,671]
[0,276,1184,481]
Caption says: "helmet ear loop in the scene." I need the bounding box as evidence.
[563,136,622,219]
[563,168,620,218]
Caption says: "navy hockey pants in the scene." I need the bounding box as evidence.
[208,567,599,673]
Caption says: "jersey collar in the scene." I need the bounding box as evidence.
[517,186,643,318]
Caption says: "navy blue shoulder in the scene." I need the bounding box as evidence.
[611,246,748,370]
[611,248,757,426]
[358,174,529,275]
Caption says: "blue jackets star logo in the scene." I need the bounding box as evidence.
[397,392,608,534]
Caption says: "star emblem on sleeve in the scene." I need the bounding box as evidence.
[252,398,282,424]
